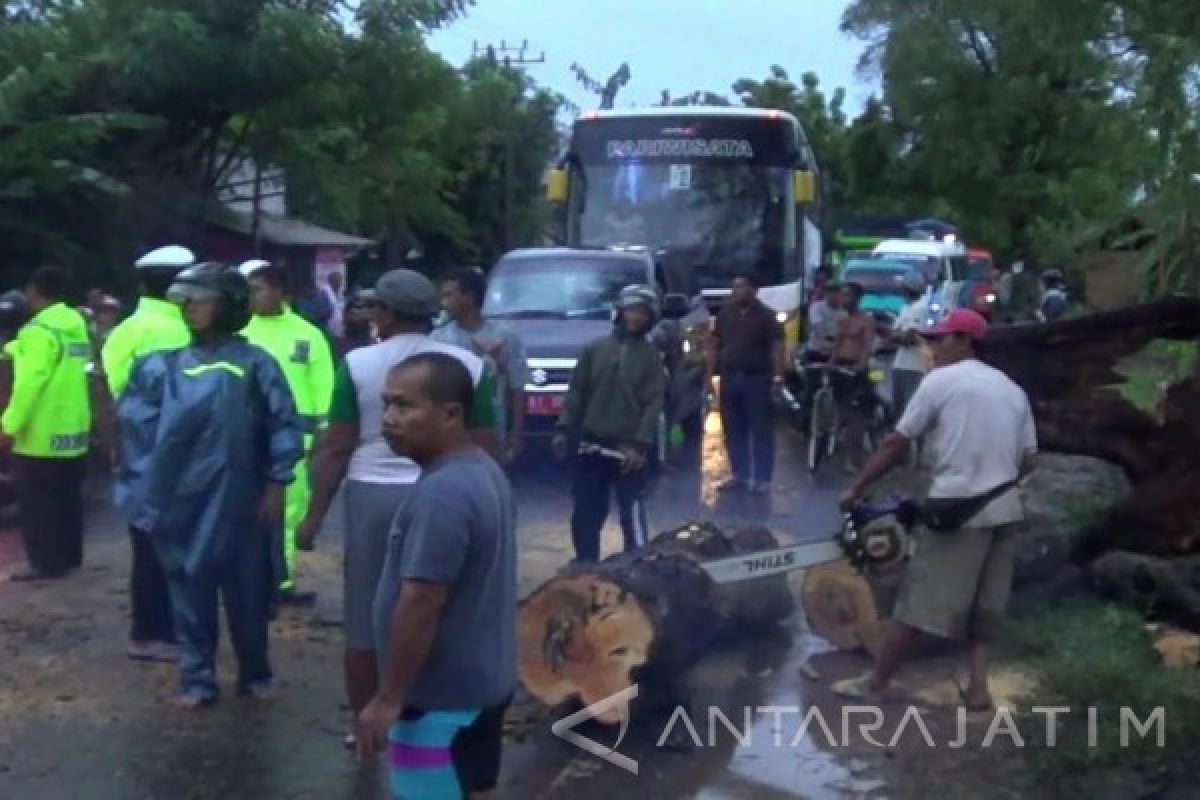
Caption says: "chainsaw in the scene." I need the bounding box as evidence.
[688,496,921,584]
[581,443,918,581]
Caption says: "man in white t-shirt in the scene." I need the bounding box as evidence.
[294,268,499,748]
[835,309,1037,712]
[886,271,931,417]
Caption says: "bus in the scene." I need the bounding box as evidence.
[544,107,825,364]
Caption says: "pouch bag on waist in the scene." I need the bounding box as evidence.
[919,480,1017,533]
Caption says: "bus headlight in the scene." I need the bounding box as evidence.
[776,311,788,324]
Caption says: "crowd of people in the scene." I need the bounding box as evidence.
[0,250,530,797]
[0,246,1041,796]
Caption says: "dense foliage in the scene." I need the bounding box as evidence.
[2,0,1197,297]
[0,0,562,290]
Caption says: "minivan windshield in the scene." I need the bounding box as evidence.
[872,252,968,284]
[842,267,909,295]
[483,255,650,319]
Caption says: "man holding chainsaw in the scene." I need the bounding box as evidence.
[836,309,1036,712]
[553,285,665,563]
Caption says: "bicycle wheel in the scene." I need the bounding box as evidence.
[808,387,835,472]
[864,402,888,453]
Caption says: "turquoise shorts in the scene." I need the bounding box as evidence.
[387,700,509,799]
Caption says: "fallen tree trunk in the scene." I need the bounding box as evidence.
[1088,551,1200,627]
[982,298,1200,560]
[517,521,796,721]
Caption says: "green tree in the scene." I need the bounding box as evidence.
[732,66,850,212]
[841,0,1145,265]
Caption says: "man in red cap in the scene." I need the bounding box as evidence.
[835,309,1037,711]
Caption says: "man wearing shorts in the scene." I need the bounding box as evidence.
[296,269,497,747]
[836,309,1037,711]
[830,282,876,470]
[357,352,516,799]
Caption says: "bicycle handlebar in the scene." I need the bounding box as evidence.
[804,362,864,377]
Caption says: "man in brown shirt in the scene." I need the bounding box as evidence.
[706,274,785,494]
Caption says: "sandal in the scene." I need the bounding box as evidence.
[171,691,217,711]
[957,684,994,713]
[239,681,279,702]
[831,673,881,700]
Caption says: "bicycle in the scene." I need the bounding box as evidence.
[806,362,891,473]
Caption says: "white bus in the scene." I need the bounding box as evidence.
[545,107,826,361]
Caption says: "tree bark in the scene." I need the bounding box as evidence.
[517,521,795,720]
[983,298,1200,560]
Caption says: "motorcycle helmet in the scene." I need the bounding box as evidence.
[615,283,661,321]
[236,258,272,280]
[1040,269,1065,290]
[166,262,252,334]
[0,289,28,336]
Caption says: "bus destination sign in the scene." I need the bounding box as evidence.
[605,138,754,159]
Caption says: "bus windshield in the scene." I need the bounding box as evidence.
[575,161,791,286]
[564,114,804,290]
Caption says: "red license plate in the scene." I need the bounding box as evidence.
[526,393,564,415]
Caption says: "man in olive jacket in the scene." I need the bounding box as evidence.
[553,285,665,562]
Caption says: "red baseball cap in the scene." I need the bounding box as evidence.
[921,308,989,340]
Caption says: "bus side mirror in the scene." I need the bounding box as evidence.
[793,170,815,204]
[546,168,568,203]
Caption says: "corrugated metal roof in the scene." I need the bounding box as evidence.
[213,209,374,248]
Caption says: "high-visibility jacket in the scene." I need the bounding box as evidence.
[241,307,334,436]
[101,296,190,398]
[0,302,92,458]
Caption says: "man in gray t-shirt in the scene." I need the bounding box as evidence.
[433,267,530,463]
[356,351,516,797]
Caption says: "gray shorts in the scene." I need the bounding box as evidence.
[893,523,1020,641]
[343,480,413,650]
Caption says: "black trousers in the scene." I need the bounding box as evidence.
[129,526,176,643]
[570,450,649,562]
[13,455,85,576]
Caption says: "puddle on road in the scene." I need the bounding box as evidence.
[688,630,887,800]
[506,619,888,800]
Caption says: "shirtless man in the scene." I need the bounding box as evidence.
[831,282,876,470]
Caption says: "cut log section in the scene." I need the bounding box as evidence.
[517,521,795,720]
[798,560,882,656]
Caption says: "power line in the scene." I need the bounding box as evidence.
[471,38,545,67]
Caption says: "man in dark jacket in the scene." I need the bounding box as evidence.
[553,284,665,562]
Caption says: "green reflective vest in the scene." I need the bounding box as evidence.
[241,307,334,433]
[101,296,191,398]
[1,302,92,458]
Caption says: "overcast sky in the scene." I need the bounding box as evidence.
[427,0,877,117]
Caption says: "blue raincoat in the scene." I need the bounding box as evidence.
[117,338,303,573]
[116,336,303,698]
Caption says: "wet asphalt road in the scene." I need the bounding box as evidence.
[0,412,885,800]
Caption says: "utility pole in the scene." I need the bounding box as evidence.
[471,40,545,252]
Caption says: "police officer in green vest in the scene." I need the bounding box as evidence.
[238,259,335,605]
[103,244,194,659]
[1,266,92,581]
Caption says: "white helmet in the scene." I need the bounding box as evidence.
[237,258,272,279]
[135,245,195,271]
